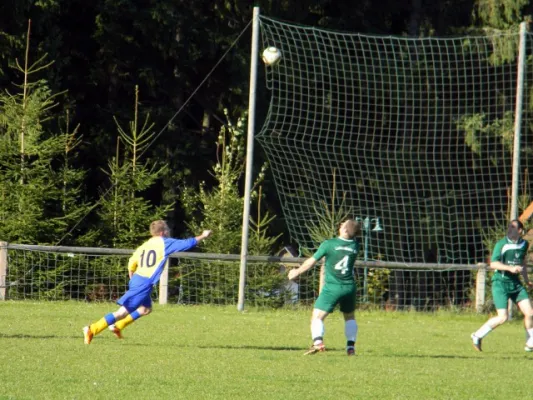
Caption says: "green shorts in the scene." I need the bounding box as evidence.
[314,284,356,313]
[492,278,529,309]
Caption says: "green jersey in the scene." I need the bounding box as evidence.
[491,237,529,282]
[312,237,360,285]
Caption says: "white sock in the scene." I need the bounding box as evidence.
[526,328,533,342]
[474,321,495,339]
[345,319,358,346]
[311,319,324,344]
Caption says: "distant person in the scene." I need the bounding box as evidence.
[83,220,211,344]
[471,219,533,352]
[288,219,361,355]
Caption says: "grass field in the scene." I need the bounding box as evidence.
[1,302,532,400]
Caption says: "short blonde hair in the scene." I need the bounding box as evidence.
[150,220,169,236]
[342,219,360,238]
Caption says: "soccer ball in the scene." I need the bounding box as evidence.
[262,47,281,66]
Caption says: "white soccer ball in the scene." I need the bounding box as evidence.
[262,46,281,66]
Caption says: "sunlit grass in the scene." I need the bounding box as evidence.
[1,302,531,399]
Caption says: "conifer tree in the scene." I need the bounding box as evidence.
[97,85,173,248]
[0,20,89,245]
[179,110,284,306]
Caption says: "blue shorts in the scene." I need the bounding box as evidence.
[117,277,153,313]
[117,289,152,313]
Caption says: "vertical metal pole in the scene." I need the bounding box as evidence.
[0,242,7,301]
[511,21,527,220]
[237,6,260,311]
[363,218,369,302]
[158,260,169,305]
[475,265,486,313]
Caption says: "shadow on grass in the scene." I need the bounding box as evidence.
[0,333,79,340]
[375,353,520,360]
[196,344,347,352]
[197,344,303,351]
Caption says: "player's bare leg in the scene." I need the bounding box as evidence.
[109,306,151,339]
[343,312,358,356]
[471,308,508,352]
[304,309,329,355]
[517,299,533,351]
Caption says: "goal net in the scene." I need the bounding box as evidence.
[256,16,533,265]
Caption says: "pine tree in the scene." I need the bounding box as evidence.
[0,20,89,245]
[96,86,173,248]
[179,110,283,306]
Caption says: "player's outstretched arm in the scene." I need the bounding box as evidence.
[288,257,317,280]
[164,230,212,255]
[195,230,212,243]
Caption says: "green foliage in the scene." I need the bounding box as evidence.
[0,22,90,245]
[247,191,287,307]
[475,0,529,30]
[303,169,354,254]
[470,0,527,65]
[364,268,391,302]
[97,86,173,248]
[307,198,353,252]
[181,109,267,253]
[179,110,283,307]
[457,111,514,160]
[0,0,524,252]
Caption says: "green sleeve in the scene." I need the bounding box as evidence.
[312,241,328,261]
[490,241,504,262]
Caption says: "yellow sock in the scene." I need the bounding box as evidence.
[90,317,109,335]
[115,314,135,331]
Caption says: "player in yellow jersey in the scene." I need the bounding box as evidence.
[83,220,211,344]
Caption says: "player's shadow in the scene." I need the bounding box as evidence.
[197,344,304,351]
[378,353,517,360]
[0,333,79,340]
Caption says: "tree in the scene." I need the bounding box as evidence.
[0,20,89,244]
[96,86,173,248]
[179,110,283,306]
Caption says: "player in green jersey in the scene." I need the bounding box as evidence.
[471,219,533,352]
[288,219,361,356]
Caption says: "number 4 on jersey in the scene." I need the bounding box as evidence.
[334,255,349,274]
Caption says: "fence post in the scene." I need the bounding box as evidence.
[0,242,7,301]
[475,264,486,313]
[159,260,169,305]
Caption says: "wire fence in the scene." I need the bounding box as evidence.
[0,242,488,311]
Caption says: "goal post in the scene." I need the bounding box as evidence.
[511,21,528,220]
[238,6,261,312]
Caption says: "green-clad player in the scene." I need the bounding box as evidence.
[471,219,533,352]
[288,219,361,356]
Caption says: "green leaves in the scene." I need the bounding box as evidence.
[97,86,173,248]
[182,110,277,255]
[0,21,89,245]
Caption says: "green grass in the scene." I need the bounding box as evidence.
[0,302,532,399]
